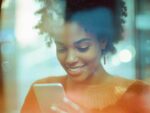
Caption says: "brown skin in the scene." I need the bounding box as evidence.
[51,22,110,113]
[55,23,108,85]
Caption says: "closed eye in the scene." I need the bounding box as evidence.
[55,41,67,53]
[56,47,67,53]
[74,38,93,52]
[77,46,89,52]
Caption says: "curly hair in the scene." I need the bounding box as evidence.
[35,0,127,54]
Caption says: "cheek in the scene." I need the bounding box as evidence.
[81,46,101,61]
[80,50,101,66]
[56,53,65,65]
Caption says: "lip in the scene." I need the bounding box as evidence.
[66,65,85,76]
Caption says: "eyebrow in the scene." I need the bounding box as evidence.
[74,38,93,45]
[54,38,93,46]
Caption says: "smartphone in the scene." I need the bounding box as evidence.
[33,83,66,113]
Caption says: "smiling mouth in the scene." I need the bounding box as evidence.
[66,65,85,75]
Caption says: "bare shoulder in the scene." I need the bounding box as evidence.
[33,75,67,85]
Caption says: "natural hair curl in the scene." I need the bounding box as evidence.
[35,0,127,53]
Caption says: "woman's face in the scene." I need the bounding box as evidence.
[54,23,106,82]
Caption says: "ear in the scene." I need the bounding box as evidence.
[99,40,107,49]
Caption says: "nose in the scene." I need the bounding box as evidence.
[66,49,78,65]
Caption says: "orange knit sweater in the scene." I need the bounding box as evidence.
[21,76,150,113]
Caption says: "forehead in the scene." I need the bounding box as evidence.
[54,23,95,43]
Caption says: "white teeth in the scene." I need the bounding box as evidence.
[69,68,80,72]
[68,65,84,72]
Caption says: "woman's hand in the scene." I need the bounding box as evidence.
[50,97,84,113]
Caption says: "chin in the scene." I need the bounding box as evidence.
[69,73,91,83]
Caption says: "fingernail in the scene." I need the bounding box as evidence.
[63,97,69,102]
[50,105,57,111]
[63,97,80,110]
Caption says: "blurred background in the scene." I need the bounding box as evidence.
[0,0,150,113]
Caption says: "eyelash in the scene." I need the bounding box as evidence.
[56,45,90,53]
[77,46,89,52]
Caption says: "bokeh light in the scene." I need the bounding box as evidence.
[119,49,133,63]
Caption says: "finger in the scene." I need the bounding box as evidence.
[50,105,68,113]
[63,97,80,110]
[63,97,84,113]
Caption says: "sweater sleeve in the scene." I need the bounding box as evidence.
[20,85,41,113]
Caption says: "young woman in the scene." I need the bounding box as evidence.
[21,0,150,113]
